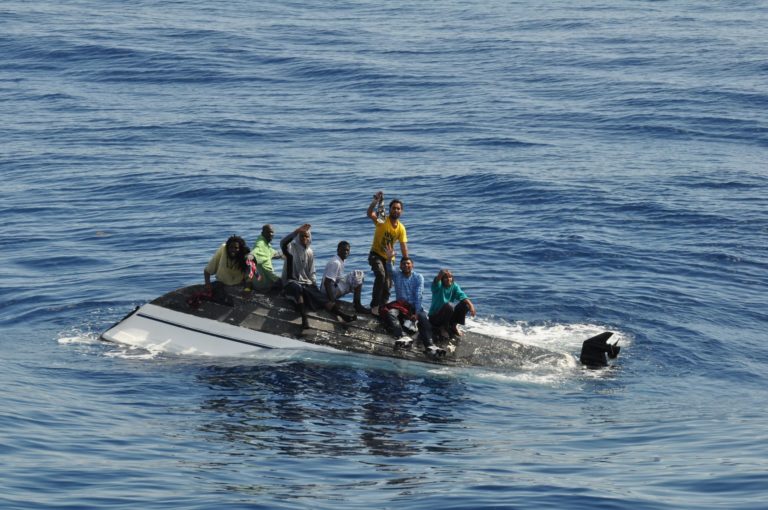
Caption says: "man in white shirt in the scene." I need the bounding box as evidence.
[322,241,370,315]
[281,225,356,330]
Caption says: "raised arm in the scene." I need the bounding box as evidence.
[280,224,310,256]
[280,232,295,257]
[367,191,384,224]
[384,243,396,266]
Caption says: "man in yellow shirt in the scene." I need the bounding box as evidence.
[367,191,408,315]
[204,235,250,290]
[202,235,251,305]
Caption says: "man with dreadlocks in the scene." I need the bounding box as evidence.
[203,235,252,303]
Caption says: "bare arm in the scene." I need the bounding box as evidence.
[323,277,336,303]
[280,233,294,256]
[463,298,476,317]
[399,240,408,258]
[281,223,310,256]
[367,191,384,224]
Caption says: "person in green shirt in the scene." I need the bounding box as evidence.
[428,269,476,340]
[250,224,283,292]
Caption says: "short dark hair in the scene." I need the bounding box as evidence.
[389,198,403,209]
[401,255,412,263]
[338,240,350,250]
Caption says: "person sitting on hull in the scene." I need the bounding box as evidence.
[203,235,253,305]
[429,268,476,341]
[281,224,356,330]
[381,244,444,357]
[322,241,370,315]
[366,191,408,316]
[249,224,283,292]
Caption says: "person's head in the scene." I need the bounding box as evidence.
[337,241,351,260]
[225,235,249,272]
[261,224,275,242]
[389,199,403,220]
[298,229,311,247]
[400,255,413,276]
[441,269,453,287]
[225,235,247,259]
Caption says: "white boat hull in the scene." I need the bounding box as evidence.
[102,303,344,356]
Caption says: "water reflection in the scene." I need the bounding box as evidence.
[196,359,468,458]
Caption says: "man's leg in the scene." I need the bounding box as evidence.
[449,300,471,336]
[382,308,404,338]
[429,303,455,340]
[382,262,392,305]
[368,253,387,312]
[284,281,309,330]
[415,310,434,347]
[352,285,370,314]
[418,310,445,356]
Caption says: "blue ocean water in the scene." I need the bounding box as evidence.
[2,0,767,508]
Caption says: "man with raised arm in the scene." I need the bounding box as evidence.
[381,246,444,357]
[366,191,408,316]
[429,268,477,340]
[281,224,356,330]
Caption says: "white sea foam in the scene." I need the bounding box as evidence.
[465,316,630,352]
[57,333,100,345]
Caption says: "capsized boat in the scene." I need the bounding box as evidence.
[102,284,610,369]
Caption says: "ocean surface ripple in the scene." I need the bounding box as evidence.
[2,1,767,509]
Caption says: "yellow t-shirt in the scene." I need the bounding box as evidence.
[370,218,407,260]
[205,244,245,286]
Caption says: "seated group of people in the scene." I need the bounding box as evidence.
[203,191,476,356]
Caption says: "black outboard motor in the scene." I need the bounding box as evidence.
[579,331,620,368]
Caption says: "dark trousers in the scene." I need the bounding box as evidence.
[368,252,391,308]
[382,306,434,348]
[429,300,470,332]
[284,281,327,310]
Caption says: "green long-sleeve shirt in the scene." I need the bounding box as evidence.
[251,235,280,283]
[429,279,468,316]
